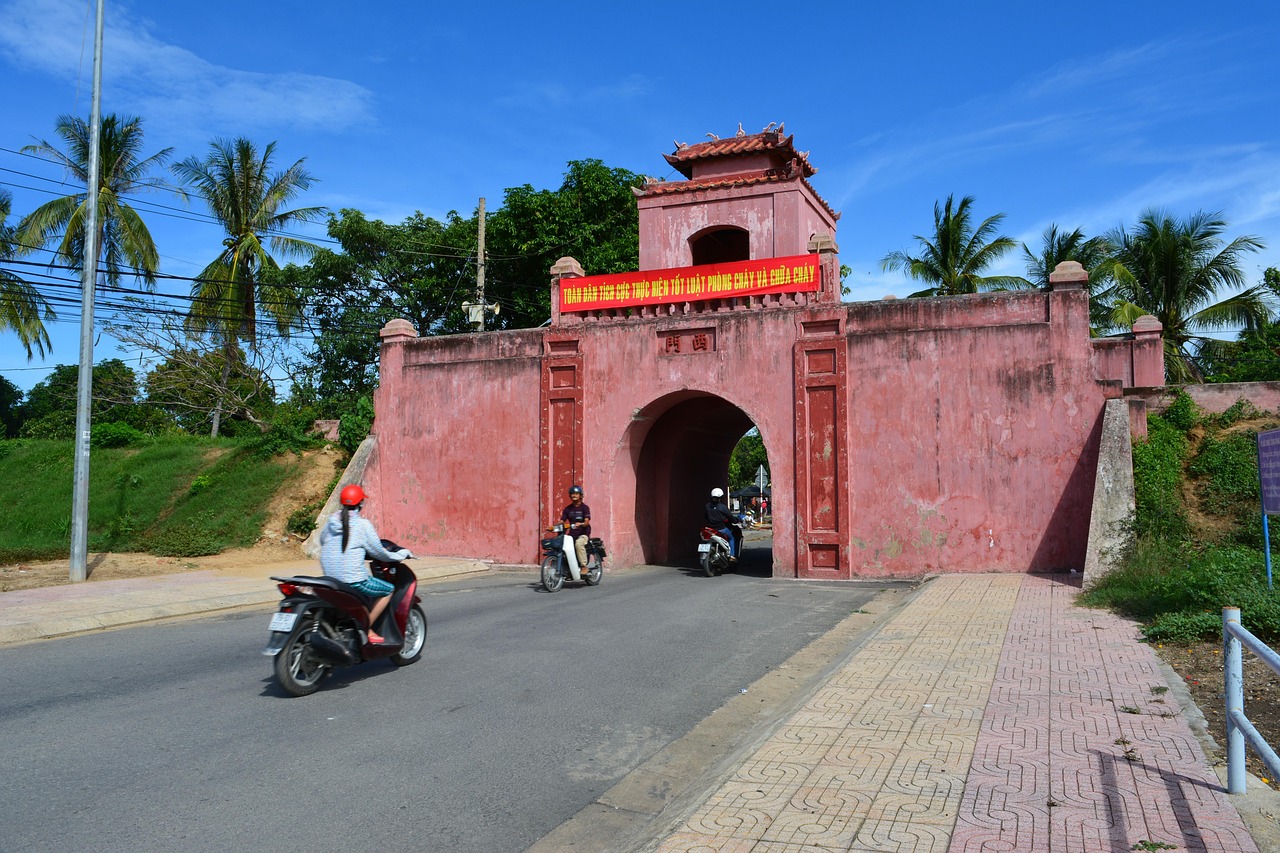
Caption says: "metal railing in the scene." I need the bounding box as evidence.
[1222,607,1280,793]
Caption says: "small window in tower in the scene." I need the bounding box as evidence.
[690,227,750,266]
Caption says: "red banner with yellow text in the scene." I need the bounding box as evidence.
[559,254,819,313]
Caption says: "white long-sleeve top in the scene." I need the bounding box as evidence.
[318,508,410,584]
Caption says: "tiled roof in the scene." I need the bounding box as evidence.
[636,170,838,220]
[664,130,816,178]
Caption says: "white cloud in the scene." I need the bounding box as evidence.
[493,74,650,110]
[0,0,374,135]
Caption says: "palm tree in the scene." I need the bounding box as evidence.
[172,138,326,436]
[1102,209,1268,382]
[0,189,54,358]
[16,114,173,288]
[880,194,1028,297]
[1023,224,1115,331]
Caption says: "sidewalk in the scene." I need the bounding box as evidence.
[644,574,1277,853]
[0,554,488,645]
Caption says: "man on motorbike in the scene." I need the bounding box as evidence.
[559,485,592,568]
[705,487,741,562]
[319,484,412,644]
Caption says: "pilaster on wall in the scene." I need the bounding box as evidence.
[807,232,840,304]
[793,312,850,579]
[549,257,584,327]
[374,318,419,427]
[1131,315,1165,387]
[540,334,584,558]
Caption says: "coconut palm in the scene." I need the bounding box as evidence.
[1102,209,1268,383]
[15,114,173,288]
[1022,224,1115,331]
[171,138,325,435]
[173,138,325,347]
[880,194,1028,297]
[0,189,54,358]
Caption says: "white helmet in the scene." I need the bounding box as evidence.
[711,487,724,498]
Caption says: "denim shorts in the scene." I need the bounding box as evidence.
[349,576,394,597]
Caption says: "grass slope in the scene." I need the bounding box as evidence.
[1082,395,1280,642]
[0,438,303,563]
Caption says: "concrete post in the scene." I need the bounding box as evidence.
[550,257,585,326]
[807,232,840,303]
[1132,315,1165,387]
[1082,398,1136,585]
[1225,606,1246,793]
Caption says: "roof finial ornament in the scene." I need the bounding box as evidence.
[736,122,746,137]
[763,122,777,133]
[673,139,689,150]
[777,121,784,134]
[705,132,720,140]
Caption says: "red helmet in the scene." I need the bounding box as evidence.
[339,484,366,507]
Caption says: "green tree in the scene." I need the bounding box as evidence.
[0,189,53,358]
[1200,268,1280,383]
[281,208,477,416]
[0,375,23,438]
[18,359,166,438]
[15,114,172,287]
[285,159,641,419]
[486,158,642,326]
[1102,210,1268,382]
[880,194,1027,297]
[172,138,325,436]
[729,431,769,491]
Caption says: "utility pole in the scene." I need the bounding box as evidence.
[69,0,105,582]
[463,198,497,331]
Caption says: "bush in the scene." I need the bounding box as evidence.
[1189,430,1260,514]
[1132,415,1188,539]
[339,396,374,454]
[245,410,321,458]
[1162,390,1199,430]
[91,422,146,448]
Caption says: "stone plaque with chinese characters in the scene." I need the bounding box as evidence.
[657,327,716,356]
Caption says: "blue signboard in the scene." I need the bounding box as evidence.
[1256,429,1280,588]
[1258,429,1280,515]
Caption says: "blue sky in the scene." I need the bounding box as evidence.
[2,0,1279,392]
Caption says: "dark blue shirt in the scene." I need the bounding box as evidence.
[561,502,592,537]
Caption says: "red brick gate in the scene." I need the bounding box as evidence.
[359,130,1161,578]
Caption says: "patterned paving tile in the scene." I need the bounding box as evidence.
[651,574,1261,853]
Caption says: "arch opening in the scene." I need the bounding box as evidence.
[621,392,774,575]
[689,226,750,266]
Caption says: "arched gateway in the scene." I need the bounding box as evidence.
[358,128,1164,578]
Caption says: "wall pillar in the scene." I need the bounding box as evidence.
[549,257,584,327]
[540,337,585,561]
[793,312,850,578]
[807,232,840,304]
[1131,315,1165,387]
[372,318,419,512]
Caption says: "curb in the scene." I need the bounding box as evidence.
[0,559,489,646]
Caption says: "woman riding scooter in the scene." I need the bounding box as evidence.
[319,484,412,643]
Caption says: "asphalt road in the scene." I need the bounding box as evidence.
[0,544,902,853]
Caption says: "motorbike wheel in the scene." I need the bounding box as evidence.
[541,555,565,592]
[584,557,602,586]
[274,616,330,697]
[391,605,428,666]
[700,549,717,577]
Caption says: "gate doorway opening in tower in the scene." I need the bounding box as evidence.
[622,392,776,577]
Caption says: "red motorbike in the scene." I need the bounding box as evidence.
[263,540,427,696]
